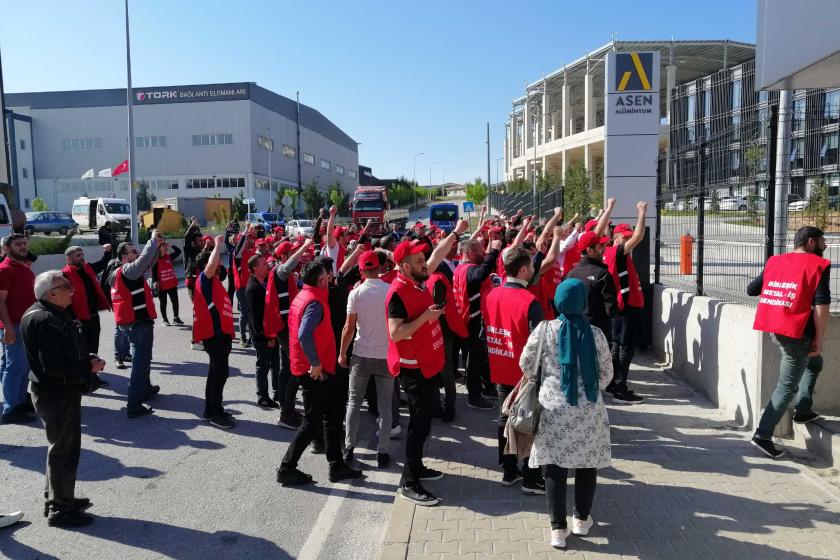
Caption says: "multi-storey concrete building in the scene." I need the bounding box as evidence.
[4,82,358,212]
[504,39,755,185]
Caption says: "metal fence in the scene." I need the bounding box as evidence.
[491,187,564,220]
[657,92,840,313]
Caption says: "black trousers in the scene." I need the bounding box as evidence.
[203,334,232,418]
[80,315,101,355]
[435,327,458,413]
[610,306,642,391]
[497,383,537,480]
[253,336,280,399]
[465,331,491,399]
[276,330,299,415]
[542,465,598,530]
[32,387,84,509]
[226,265,236,301]
[281,373,344,470]
[401,368,437,488]
[157,287,180,321]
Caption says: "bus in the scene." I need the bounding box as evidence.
[429,203,459,233]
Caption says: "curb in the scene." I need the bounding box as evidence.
[377,493,416,560]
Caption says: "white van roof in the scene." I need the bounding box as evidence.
[72,197,128,203]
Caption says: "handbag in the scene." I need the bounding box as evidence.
[508,321,549,434]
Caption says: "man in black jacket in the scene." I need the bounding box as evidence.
[21,270,105,528]
[245,253,280,409]
[564,231,617,340]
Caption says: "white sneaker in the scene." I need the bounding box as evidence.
[550,528,568,549]
[191,342,203,351]
[0,511,23,528]
[571,515,594,536]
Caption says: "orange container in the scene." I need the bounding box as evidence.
[680,234,694,275]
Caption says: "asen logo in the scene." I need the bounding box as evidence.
[615,52,653,92]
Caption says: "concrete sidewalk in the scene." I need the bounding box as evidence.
[379,355,840,560]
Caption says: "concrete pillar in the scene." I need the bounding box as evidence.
[584,70,594,132]
[524,100,531,153]
[584,143,592,172]
[561,149,567,179]
[542,81,549,144]
[561,78,570,139]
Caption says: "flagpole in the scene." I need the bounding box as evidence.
[124,0,138,244]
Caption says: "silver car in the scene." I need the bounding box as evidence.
[286,219,314,237]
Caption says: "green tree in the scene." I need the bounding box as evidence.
[232,191,247,221]
[465,177,488,206]
[31,197,49,211]
[277,188,299,216]
[744,143,766,219]
[136,181,155,212]
[563,162,592,218]
[504,177,531,194]
[590,160,604,208]
[301,180,325,218]
[809,179,829,230]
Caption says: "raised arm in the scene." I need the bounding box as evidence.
[326,205,338,249]
[623,201,648,254]
[203,234,225,278]
[594,198,616,237]
[536,207,563,249]
[427,219,469,272]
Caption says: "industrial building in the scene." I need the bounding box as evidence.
[3,82,359,213]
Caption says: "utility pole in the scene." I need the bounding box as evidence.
[267,127,272,211]
[124,0,138,244]
[486,122,491,212]
[773,90,793,255]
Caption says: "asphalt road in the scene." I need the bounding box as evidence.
[0,286,405,560]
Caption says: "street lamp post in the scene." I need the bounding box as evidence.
[442,168,449,199]
[429,162,439,204]
[266,127,272,211]
[413,152,424,209]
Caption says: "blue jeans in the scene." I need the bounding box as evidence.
[236,288,249,342]
[755,334,823,440]
[114,326,130,360]
[123,322,154,413]
[1,325,29,414]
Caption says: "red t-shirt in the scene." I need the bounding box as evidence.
[0,258,36,327]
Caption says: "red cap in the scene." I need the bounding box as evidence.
[274,241,293,257]
[255,238,269,246]
[584,219,598,232]
[613,223,633,237]
[358,250,379,270]
[393,240,428,263]
[201,235,214,244]
[577,231,610,252]
[273,226,285,234]
[333,226,348,238]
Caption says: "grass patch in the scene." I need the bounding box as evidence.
[28,234,73,256]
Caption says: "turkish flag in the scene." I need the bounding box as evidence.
[113,160,129,176]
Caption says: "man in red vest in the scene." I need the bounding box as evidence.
[233,226,256,348]
[277,261,363,486]
[62,245,112,357]
[387,239,446,506]
[152,241,183,326]
[485,246,546,494]
[109,231,162,418]
[749,226,830,459]
[193,235,237,429]
[603,201,648,404]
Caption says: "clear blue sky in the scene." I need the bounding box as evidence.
[0,0,756,185]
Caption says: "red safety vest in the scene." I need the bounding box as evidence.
[335,243,346,271]
[156,253,179,291]
[604,245,644,310]
[427,269,468,339]
[538,262,563,319]
[753,252,830,339]
[233,247,255,290]
[496,250,507,281]
[63,263,109,321]
[452,261,493,327]
[111,267,157,326]
[379,269,397,284]
[288,286,336,376]
[386,273,444,378]
[563,249,581,278]
[485,286,535,386]
[264,266,298,338]
[192,273,235,341]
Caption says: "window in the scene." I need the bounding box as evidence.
[145,178,178,190]
[824,173,840,197]
[336,165,345,176]
[282,145,296,158]
[730,150,740,173]
[820,132,838,166]
[21,168,28,179]
[19,139,26,150]
[192,133,233,146]
[303,153,315,165]
[793,97,806,132]
[686,94,697,143]
[62,137,103,151]
[825,90,840,125]
[791,138,805,170]
[731,112,741,140]
[731,79,742,110]
[258,135,274,151]
[320,159,331,170]
[348,169,357,179]
[135,136,166,148]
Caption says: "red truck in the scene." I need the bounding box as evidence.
[351,186,408,235]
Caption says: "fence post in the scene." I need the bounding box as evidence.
[654,159,662,285]
[697,141,706,296]
[765,105,779,261]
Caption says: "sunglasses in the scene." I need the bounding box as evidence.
[51,282,73,292]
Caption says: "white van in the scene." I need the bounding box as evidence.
[0,195,12,238]
[71,197,132,232]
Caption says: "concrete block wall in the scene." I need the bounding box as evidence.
[652,285,840,431]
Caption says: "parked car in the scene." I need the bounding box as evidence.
[286,219,314,237]
[719,196,767,211]
[24,211,79,236]
[245,212,280,229]
[787,194,807,211]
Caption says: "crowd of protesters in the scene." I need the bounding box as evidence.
[1,199,828,551]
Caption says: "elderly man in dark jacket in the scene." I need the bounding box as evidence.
[564,231,617,340]
[21,270,105,528]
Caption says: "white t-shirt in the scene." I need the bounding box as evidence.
[346,278,391,359]
[322,240,341,276]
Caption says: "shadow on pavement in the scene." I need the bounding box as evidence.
[0,443,163,480]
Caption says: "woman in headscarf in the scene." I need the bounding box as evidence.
[519,278,612,550]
